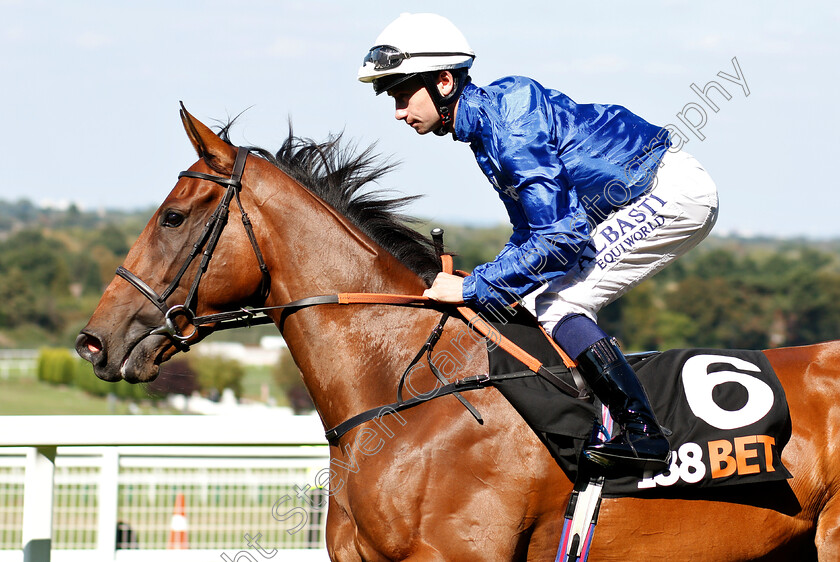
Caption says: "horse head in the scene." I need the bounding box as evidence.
[76,103,438,390]
[75,106,271,383]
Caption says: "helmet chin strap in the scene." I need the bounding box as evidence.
[420,70,470,136]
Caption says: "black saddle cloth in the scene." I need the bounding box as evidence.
[487,307,792,496]
[487,307,596,477]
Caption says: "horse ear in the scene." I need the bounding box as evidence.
[179,102,236,173]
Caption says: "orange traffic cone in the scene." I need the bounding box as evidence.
[167,492,188,549]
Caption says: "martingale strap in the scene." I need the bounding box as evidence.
[321,254,586,444]
[394,311,484,424]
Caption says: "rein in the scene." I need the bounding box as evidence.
[115,146,586,444]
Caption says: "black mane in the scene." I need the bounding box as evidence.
[219,123,440,285]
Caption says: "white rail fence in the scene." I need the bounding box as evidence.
[0,415,331,562]
[0,351,38,380]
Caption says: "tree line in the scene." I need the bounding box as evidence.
[0,199,152,348]
[597,242,840,351]
[1,198,839,353]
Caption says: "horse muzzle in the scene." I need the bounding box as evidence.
[75,329,164,383]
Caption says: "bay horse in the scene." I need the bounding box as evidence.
[76,106,840,561]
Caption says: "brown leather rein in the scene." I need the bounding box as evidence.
[116,147,586,444]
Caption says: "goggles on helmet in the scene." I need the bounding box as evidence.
[363,44,474,71]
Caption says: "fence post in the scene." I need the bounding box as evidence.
[97,448,119,558]
[22,445,56,562]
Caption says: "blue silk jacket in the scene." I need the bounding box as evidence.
[454,77,670,308]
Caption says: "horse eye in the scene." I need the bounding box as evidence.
[161,210,185,228]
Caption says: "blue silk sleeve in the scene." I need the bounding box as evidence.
[461,82,592,309]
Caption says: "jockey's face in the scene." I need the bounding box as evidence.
[388,72,456,136]
[388,77,441,135]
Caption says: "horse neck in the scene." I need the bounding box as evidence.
[250,172,438,429]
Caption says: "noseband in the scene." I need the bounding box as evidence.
[116,147,271,351]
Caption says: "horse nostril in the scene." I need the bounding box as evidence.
[75,332,105,365]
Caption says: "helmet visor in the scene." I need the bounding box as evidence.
[363,44,474,72]
[372,73,418,95]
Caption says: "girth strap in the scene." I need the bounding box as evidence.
[324,367,557,445]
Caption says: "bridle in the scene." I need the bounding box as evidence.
[116,147,271,351]
[114,145,587,442]
[115,144,444,352]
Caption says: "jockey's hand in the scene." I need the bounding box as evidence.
[423,272,465,304]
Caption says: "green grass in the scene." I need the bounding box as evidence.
[0,364,290,414]
[0,377,173,415]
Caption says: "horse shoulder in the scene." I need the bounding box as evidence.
[329,327,569,560]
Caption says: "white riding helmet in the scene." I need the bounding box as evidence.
[358,13,475,95]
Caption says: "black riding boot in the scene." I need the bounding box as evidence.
[576,337,670,475]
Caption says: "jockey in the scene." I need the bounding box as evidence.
[358,13,718,475]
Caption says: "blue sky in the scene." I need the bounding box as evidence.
[1,1,838,237]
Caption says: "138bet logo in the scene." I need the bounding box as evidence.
[638,354,780,489]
